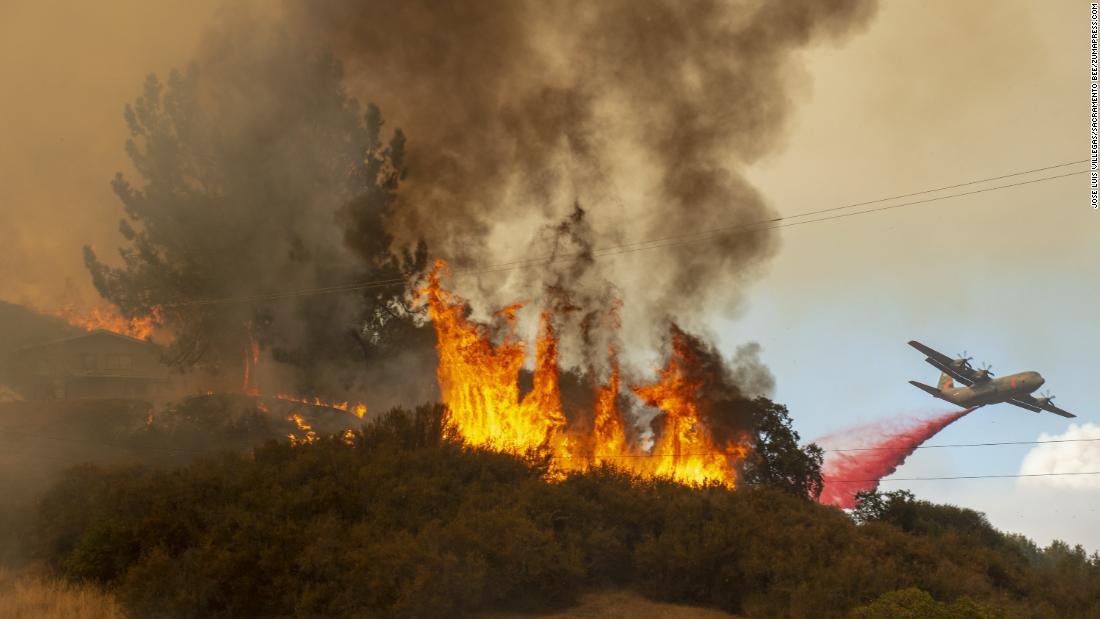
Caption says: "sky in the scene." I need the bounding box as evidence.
[711,1,1100,551]
[1,1,1096,550]
[0,0,222,310]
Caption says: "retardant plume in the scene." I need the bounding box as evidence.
[815,408,974,509]
[291,0,880,353]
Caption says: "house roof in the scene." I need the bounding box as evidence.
[17,328,157,351]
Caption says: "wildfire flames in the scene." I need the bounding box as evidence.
[275,394,367,419]
[53,304,161,340]
[632,337,748,486]
[242,324,368,420]
[424,261,749,487]
[287,413,318,446]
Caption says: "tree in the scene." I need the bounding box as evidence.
[852,489,915,524]
[853,489,1007,549]
[84,31,422,393]
[740,398,824,499]
[850,588,1001,619]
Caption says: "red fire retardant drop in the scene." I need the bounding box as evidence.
[815,408,975,509]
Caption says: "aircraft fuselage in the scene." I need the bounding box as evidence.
[940,371,1044,407]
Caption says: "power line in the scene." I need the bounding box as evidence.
[551,436,1100,459]
[585,162,1086,257]
[6,428,1100,485]
[8,433,1099,485]
[5,427,1099,458]
[828,437,1100,452]
[167,161,1087,308]
[764,160,1084,219]
[841,471,1100,483]
[590,169,1085,259]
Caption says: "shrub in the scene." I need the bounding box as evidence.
[31,404,1100,618]
[849,587,1001,619]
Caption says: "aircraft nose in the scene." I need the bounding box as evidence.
[1034,373,1045,388]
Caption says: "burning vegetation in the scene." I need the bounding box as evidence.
[274,394,367,419]
[424,261,751,487]
[23,404,1100,619]
[51,304,161,340]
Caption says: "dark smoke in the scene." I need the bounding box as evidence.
[290,0,879,349]
[645,323,770,447]
[78,0,878,411]
[525,208,775,442]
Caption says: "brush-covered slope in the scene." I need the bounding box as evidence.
[27,404,1100,618]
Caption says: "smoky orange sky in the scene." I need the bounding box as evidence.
[0,1,1083,313]
[0,0,223,309]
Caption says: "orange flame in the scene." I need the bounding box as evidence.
[423,261,748,487]
[592,347,630,463]
[287,412,318,446]
[274,394,368,419]
[425,264,566,452]
[53,304,161,340]
[631,332,748,486]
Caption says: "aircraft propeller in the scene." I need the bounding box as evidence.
[954,351,974,368]
[1036,390,1055,406]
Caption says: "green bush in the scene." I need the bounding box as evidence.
[849,587,1001,619]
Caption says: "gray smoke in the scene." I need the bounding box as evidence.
[287,0,879,362]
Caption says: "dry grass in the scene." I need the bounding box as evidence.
[478,590,737,619]
[0,567,125,619]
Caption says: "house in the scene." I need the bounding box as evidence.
[10,330,177,401]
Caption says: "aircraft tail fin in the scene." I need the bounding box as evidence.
[937,372,954,390]
[909,380,946,399]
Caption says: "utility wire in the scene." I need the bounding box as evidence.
[4,426,1100,458]
[589,169,1085,259]
[7,432,1100,485]
[828,437,1100,452]
[7,426,1100,486]
[167,161,1087,308]
[6,430,1100,458]
[551,436,1100,459]
[848,471,1100,483]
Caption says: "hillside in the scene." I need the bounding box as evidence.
[23,404,1100,618]
[479,590,737,619]
[0,395,362,565]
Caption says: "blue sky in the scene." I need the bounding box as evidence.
[712,1,1100,550]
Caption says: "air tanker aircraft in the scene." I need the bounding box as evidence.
[907,340,1076,418]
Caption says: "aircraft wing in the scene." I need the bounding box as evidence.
[908,340,976,386]
[1008,396,1077,419]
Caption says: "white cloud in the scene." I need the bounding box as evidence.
[1018,423,1100,490]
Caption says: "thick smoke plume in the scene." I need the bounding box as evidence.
[290,0,879,358]
[70,0,878,409]
[815,408,974,509]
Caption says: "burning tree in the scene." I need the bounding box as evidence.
[83,30,423,393]
[424,261,822,493]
